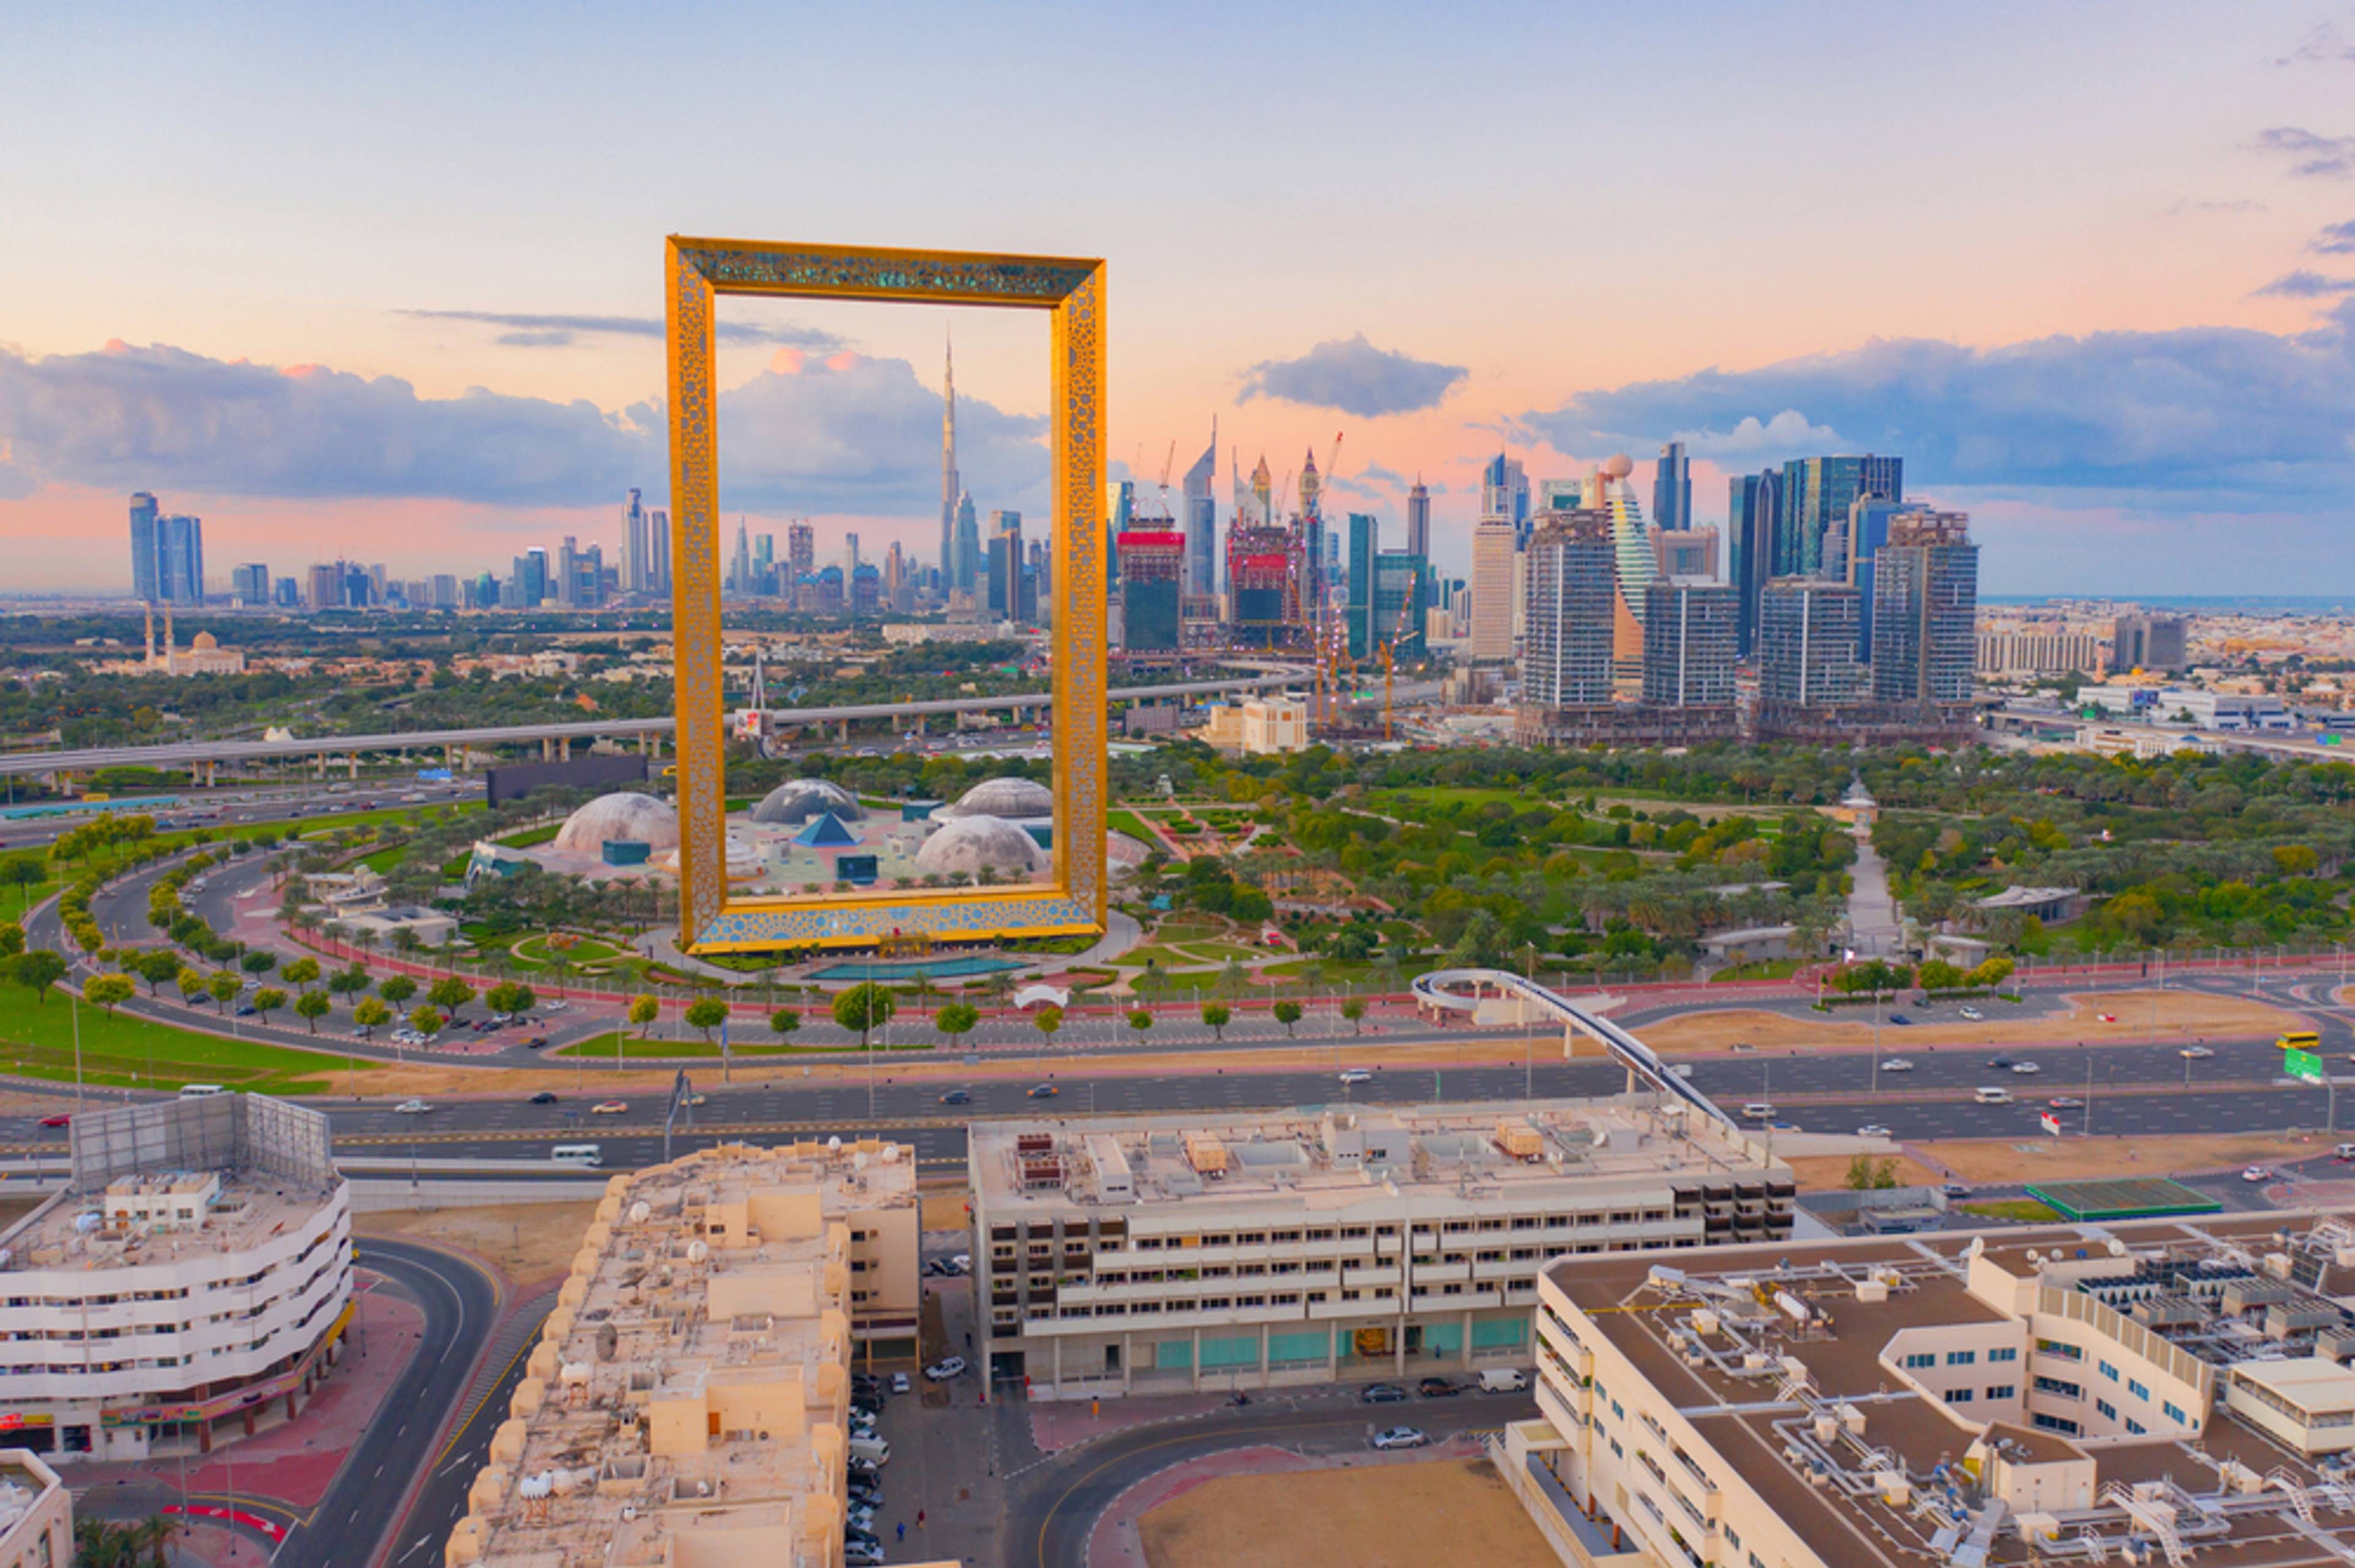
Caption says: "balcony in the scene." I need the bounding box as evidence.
[1415,1261,1472,1286]
[1340,1265,1401,1290]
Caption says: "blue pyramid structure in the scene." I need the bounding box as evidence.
[792,809,860,849]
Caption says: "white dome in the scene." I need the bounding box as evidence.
[914,814,1044,878]
[750,778,865,825]
[943,776,1053,820]
[553,792,680,854]
[659,832,762,881]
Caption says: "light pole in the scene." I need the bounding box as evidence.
[1871,989,1882,1096]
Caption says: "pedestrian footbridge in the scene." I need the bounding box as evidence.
[1408,968,1735,1130]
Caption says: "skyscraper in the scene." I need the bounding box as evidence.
[727,522,752,597]
[1405,476,1430,560]
[155,513,205,604]
[989,511,1024,619]
[1641,581,1738,708]
[1779,454,1902,577]
[1652,441,1691,533]
[843,532,860,579]
[939,332,959,582]
[1480,454,1530,537]
[1521,510,1617,711]
[1845,499,1910,659]
[1346,513,1379,660]
[621,488,649,593]
[1248,454,1272,527]
[1869,512,1978,708]
[1116,529,1183,654]
[787,520,814,586]
[2112,613,2188,675]
[231,563,269,605]
[1759,579,1867,706]
[953,491,980,592]
[128,493,160,602]
[1469,519,1518,664]
[647,509,670,593]
[1728,470,1781,656]
[1182,421,1217,599]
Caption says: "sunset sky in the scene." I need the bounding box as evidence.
[4,2,2353,595]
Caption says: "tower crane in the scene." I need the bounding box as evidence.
[1155,438,1178,520]
[1382,568,1419,742]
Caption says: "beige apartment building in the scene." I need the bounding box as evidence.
[0,1451,69,1568]
[968,1098,1794,1401]
[443,1139,938,1568]
[1501,1209,2355,1568]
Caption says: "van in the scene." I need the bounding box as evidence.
[178,1084,226,1099]
[846,1434,890,1466]
[551,1144,603,1169]
[2335,1143,2355,1163]
[1972,1086,2013,1105]
[1742,1103,1775,1120]
[1477,1368,1529,1393]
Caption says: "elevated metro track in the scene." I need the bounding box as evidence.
[0,666,1309,778]
[1411,968,1736,1128]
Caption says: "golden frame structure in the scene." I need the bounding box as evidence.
[665,236,1107,954]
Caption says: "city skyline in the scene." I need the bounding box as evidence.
[4,4,2355,595]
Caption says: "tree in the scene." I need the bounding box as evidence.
[427,976,475,1020]
[7,947,64,1003]
[484,981,525,1017]
[350,996,389,1032]
[0,855,42,916]
[1340,996,1366,1035]
[684,997,730,1042]
[832,982,897,1050]
[935,1001,980,1044]
[1033,1004,1064,1041]
[1916,958,1966,993]
[409,1005,445,1042]
[1272,1000,1303,1038]
[1967,955,2016,989]
[208,970,242,1012]
[0,920,21,958]
[83,972,136,1015]
[1200,1001,1230,1041]
[251,986,288,1024]
[326,963,369,1001]
[176,967,209,1006]
[507,981,538,1014]
[769,1006,800,1042]
[378,974,418,1008]
[129,950,178,997]
[240,950,277,975]
[283,955,322,992]
[627,994,660,1036]
[1127,1008,1154,1036]
[296,990,334,1033]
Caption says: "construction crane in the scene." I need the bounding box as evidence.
[1382,568,1419,741]
[1156,438,1177,519]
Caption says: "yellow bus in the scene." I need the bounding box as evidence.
[2278,1030,2321,1052]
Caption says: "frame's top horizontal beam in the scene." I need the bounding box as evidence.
[667,236,1103,308]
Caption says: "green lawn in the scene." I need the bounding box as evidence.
[554,1032,935,1060]
[0,981,345,1093]
[1959,1199,2063,1224]
[358,842,412,873]
[1108,809,1162,843]
[1709,958,1804,982]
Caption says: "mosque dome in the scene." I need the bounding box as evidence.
[1601,453,1634,480]
[942,776,1053,820]
[914,815,1044,879]
[191,631,219,649]
[749,778,865,826]
[552,792,680,854]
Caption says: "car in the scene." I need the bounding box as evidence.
[845,1504,878,1532]
[922,1259,949,1277]
[1940,1181,1972,1198]
[948,1253,970,1274]
[1886,1014,1912,1026]
[845,1455,881,1480]
[2181,1046,2215,1059]
[1729,1041,1756,1053]
[2011,1061,2042,1076]
[235,1004,258,1017]
[1959,1006,1983,1020]
[1370,1426,1428,1450]
[1742,1103,1777,1120]
[1855,1124,1893,1139]
[1417,1377,1459,1397]
[524,1036,551,1049]
[1338,1069,1373,1085]
[540,1000,569,1012]
[2097,1013,2118,1023]
[889,1372,911,1394]
[1987,1055,2013,1069]
[843,1540,886,1566]
[529,1091,559,1105]
[684,1093,706,1107]
[37,1113,70,1129]
[938,1090,971,1106]
[1668,1063,1694,1079]
[1360,1383,1410,1404]
[590,1100,628,1115]
[1027,1084,1059,1099]
[924,1356,968,1381]
[2243,1165,2273,1183]
[2047,1096,2085,1109]
[1880,1058,1914,1073]
[394,1099,434,1114]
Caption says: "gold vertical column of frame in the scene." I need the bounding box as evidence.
[665,245,726,943]
[1052,264,1108,931]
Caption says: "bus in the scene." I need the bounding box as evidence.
[2278,1031,2322,1052]
[551,1144,603,1169]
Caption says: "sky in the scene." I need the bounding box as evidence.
[3,1,2354,597]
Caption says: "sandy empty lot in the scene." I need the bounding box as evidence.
[1141,1458,1558,1568]
[353,1199,603,1283]
[1641,990,2296,1055]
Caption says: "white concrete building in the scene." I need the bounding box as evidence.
[0,1451,70,1568]
[968,1098,1794,1402]
[0,1095,353,1461]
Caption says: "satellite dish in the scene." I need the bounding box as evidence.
[828,1136,843,1152]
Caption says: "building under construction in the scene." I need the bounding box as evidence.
[1225,521,1306,649]
[1114,529,1184,664]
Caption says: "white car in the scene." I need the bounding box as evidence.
[1959,1006,1983,1020]
[2180,1046,2215,1059]
[1338,1069,1372,1085]
[394,1099,434,1115]
[1370,1426,1428,1450]
[889,1372,911,1394]
[1855,1124,1893,1139]
[2243,1166,2272,1183]
[540,1000,569,1012]
[2010,1062,2042,1076]
[1880,1058,1914,1073]
[1669,1064,1695,1079]
[924,1356,968,1382]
